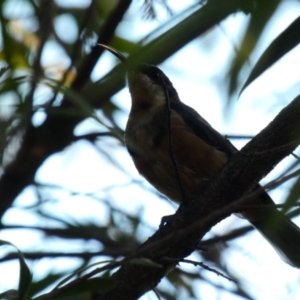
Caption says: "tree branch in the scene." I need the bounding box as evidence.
[99,95,300,300]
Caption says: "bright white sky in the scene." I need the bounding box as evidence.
[1,1,300,299]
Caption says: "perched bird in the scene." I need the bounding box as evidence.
[98,44,300,268]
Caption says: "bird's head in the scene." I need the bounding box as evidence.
[98,44,179,109]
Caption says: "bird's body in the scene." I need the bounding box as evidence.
[125,65,229,202]
[125,93,228,203]
[98,43,300,268]
[124,64,300,268]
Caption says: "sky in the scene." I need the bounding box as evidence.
[1,0,300,299]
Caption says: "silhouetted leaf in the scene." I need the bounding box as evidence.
[228,0,280,96]
[240,15,300,94]
[0,240,32,299]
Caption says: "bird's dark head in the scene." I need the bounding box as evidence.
[125,63,179,110]
[98,44,179,108]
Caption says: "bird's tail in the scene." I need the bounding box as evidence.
[249,209,300,268]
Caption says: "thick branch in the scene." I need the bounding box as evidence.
[100,95,300,300]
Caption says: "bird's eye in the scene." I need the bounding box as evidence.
[147,69,160,80]
[153,72,160,79]
[138,64,162,81]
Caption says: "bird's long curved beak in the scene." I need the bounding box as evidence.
[98,44,127,64]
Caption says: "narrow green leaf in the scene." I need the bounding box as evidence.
[228,0,280,96]
[240,16,300,95]
[282,173,300,214]
[35,277,115,300]
[28,272,68,298]
[53,260,115,290]
[0,240,32,299]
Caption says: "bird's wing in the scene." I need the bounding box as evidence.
[171,101,276,203]
[171,101,237,156]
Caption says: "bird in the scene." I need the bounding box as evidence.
[98,44,300,268]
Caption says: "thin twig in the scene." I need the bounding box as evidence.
[162,257,237,283]
[262,167,300,193]
[152,288,162,300]
[199,226,253,247]
[48,0,97,106]
[0,249,133,263]
[224,134,254,140]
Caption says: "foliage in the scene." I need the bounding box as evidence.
[0,0,300,299]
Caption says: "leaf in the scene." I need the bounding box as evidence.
[110,36,140,55]
[37,277,115,300]
[0,240,32,299]
[282,172,300,214]
[227,0,281,96]
[0,66,10,79]
[28,272,68,298]
[53,260,115,290]
[240,15,300,95]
